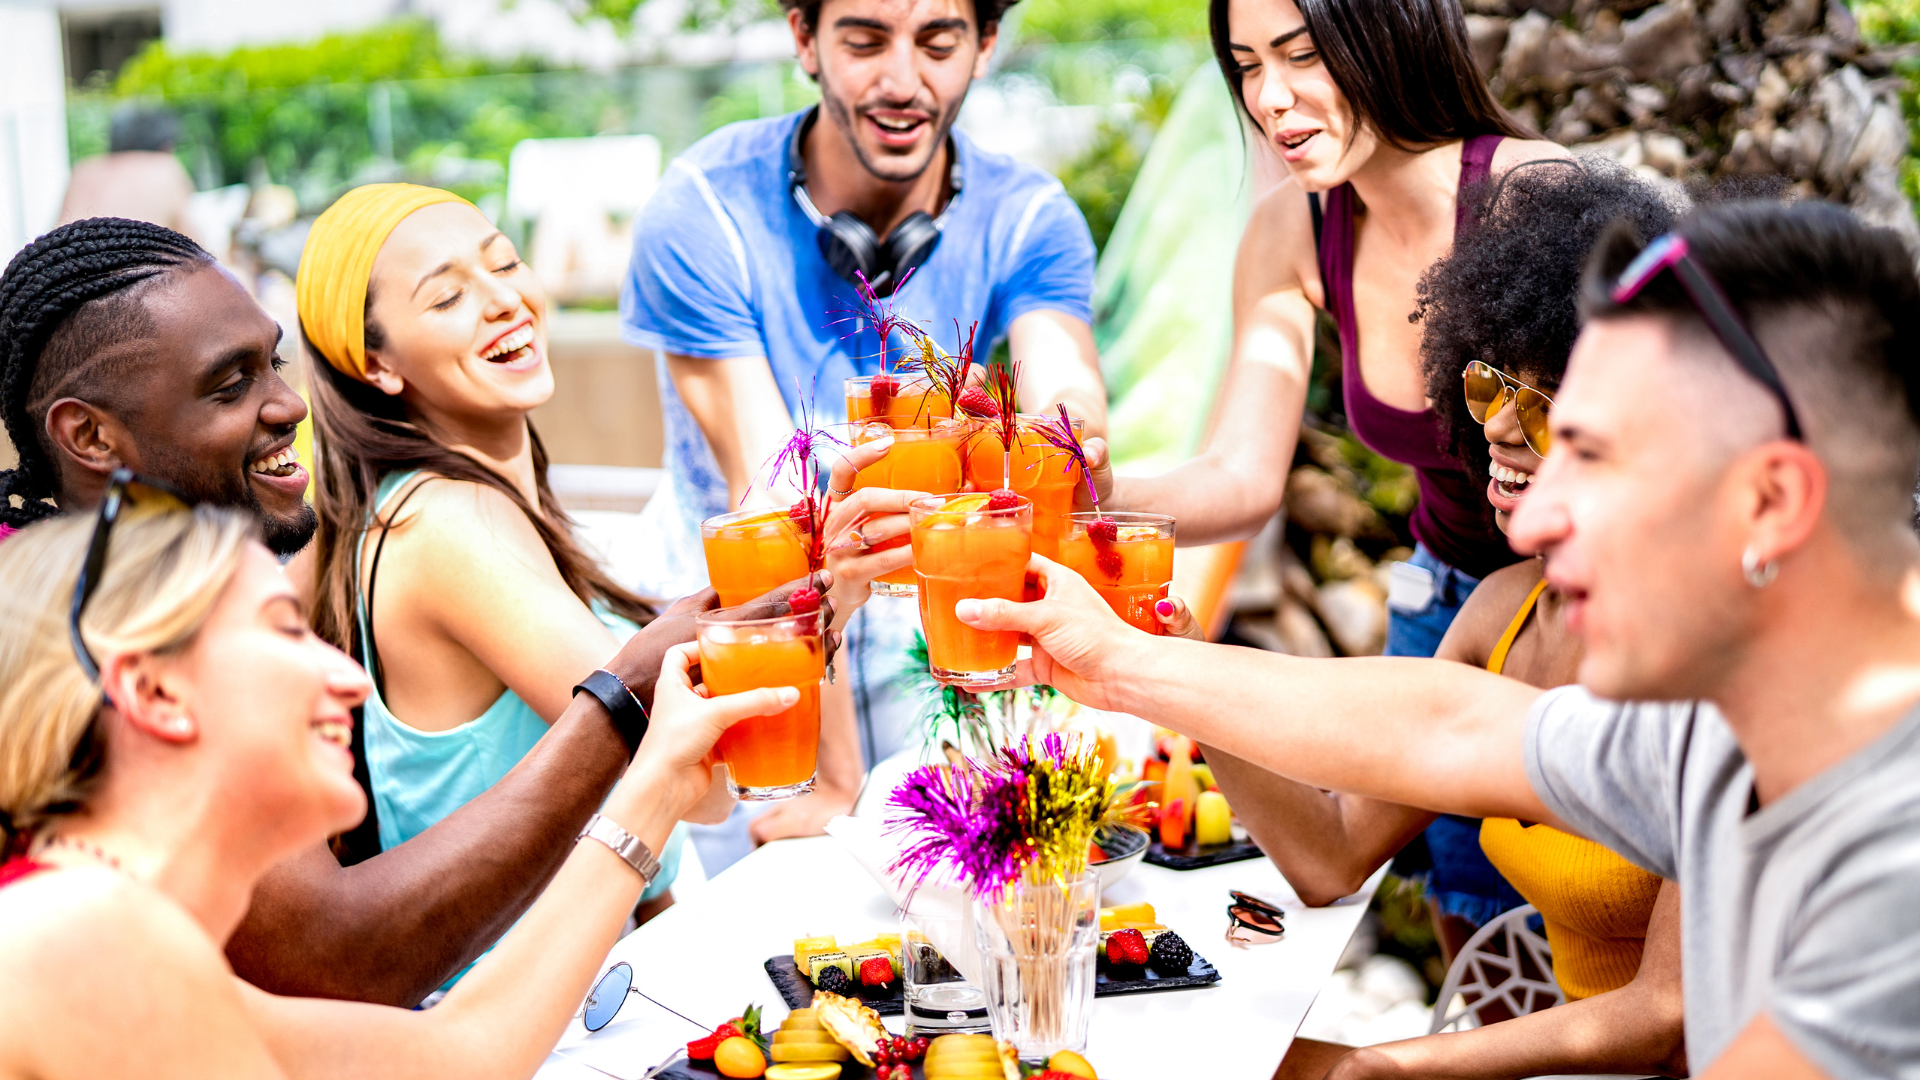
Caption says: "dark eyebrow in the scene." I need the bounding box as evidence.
[917,17,969,33]
[834,16,890,31]
[1272,27,1308,47]
[1229,42,1255,52]
[411,260,457,300]
[198,324,281,388]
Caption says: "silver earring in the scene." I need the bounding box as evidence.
[1742,547,1778,588]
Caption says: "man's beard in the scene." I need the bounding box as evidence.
[142,440,319,557]
[819,69,964,186]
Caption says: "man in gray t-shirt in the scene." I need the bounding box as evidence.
[1528,687,1920,1076]
[968,204,1920,1078]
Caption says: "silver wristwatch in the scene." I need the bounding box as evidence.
[578,813,661,887]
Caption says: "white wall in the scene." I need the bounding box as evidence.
[0,1,71,261]
[155,0,397,51]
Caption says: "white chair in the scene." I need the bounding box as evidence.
[1429,903,1563,1034]
[1428,904,1652,1079]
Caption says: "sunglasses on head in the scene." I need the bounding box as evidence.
[1611,232,1803,440]
[70,469,194,684]
[1226,890,1286,948]
[1463,361,1554,457]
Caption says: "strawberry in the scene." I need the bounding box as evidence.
[1095,549,1125,580]
[986,488,1021,511]
[789,498,815,533]
[1087,517,1119,546]
[686,1021,742,1060]
[956,386,1001,418]
[869,373,897,411]
[1106,928,1149,966]
[787,587,823,616]
[858,955,896,987]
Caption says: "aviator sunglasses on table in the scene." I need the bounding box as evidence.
[70,469,195,683]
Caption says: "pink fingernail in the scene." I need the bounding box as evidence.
[1155,600,1175,617]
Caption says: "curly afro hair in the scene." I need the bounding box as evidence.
[779,0,1020,32]
[1415,159,1681,485]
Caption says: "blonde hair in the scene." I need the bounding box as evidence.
[0,505,255,845]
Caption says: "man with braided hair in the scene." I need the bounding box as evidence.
[0,217,776,1007]
[0,218,313,552]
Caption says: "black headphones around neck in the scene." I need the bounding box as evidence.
[790,106,962,298]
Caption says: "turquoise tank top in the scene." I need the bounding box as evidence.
[356,471,684,907]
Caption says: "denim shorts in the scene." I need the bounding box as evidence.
[1383,543,1527,925]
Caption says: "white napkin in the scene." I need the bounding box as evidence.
[824,815,985,987]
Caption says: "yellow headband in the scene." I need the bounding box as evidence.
[295,183,474,382]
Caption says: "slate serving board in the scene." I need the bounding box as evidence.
[1143,836,1264,870]
[764,950,1221,1017]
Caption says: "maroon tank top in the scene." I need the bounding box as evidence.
[1317,134,1518,580]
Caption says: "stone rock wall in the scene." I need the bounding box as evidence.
[1465,0,1920,244]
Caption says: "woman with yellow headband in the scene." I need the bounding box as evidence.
[292,186,905,978]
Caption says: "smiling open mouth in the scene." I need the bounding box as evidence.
[1278,130,1318,151]
[482,323,535,363]
[1490,461,1534,499]
[313,719,351,748]
[251,446,300,478]
[867,112,929,140]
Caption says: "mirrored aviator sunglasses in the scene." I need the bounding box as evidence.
[70,469,195,684]
[1463,360,1554,457]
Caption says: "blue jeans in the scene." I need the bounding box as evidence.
[1384,544,1527,925]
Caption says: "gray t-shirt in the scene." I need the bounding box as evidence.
[1526,686,1920,1078]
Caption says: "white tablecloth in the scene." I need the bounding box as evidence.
[536,831,1383,1079]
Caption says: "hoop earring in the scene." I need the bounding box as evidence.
[1742,547,1778,588]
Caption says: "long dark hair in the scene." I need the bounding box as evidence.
[305,322,653,656]
[1210,0,1534,151]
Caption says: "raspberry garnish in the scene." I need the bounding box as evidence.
[788,498,815,533]
[956,386,1001,418]
[1087,517,1119,546]
[869,373,897,410]
[787,587,823,615]
[1095,549,1125,579]
[986,488,1021,511]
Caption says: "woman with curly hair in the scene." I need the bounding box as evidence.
[1202,161,1692,1079]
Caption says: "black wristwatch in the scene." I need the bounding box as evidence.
[573,668,649,753]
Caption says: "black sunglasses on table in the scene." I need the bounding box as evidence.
[69,469,195,683]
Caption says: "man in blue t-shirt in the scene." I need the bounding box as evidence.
[620,0,1104,848]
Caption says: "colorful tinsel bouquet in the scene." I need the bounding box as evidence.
[884,733,1145,900]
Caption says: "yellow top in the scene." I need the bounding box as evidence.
[1478,576,1662,1000]
[294,183,474,383]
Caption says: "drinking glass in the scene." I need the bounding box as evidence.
[700,507,811,607]
[845,374,954,429]
[910,493,1031,689]
[964,414,1083,564]
[972,871,1100,1061]
[1060,513,1176,634]
[851,418,972,597]
[899,900,992,1036]
[695,605,826,800]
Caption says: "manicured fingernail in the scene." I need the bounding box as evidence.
[777,687,800,706]
[955,599,982,622]
[1156,600,1176,617]
[868,437,894,452]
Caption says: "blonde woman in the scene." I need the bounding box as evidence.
[0,492,789,1077]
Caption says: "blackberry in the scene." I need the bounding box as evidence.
[816,966,854,995]
[1148,931,1193,975]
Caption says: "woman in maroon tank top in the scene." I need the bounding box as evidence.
[1082,0,1569,970]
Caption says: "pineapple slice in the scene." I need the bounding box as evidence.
[811,991,888,1067]
[793,935,838,970]
[1098,902,1156,931]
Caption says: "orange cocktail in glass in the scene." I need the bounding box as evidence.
[851,418,972,596]
[846,375,955,429]
[965,414,1083,562]
[910,493,1032,689]
[700,507,811,607]
[696,605,827,800]
[1060,513,1176,634]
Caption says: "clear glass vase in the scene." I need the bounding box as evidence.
[971,870,1100,1061]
